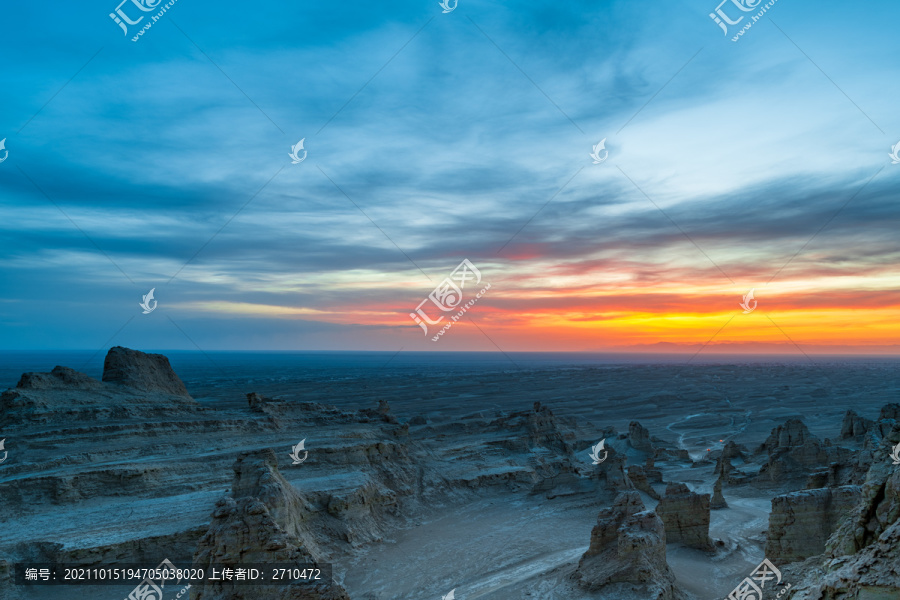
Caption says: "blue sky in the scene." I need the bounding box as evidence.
[1,0,899,352]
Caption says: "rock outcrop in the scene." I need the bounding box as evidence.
[761,418,815,452]
[722,440,748,462]
[247,392,267,413]
[15,366,103,391]
[711,477,728,510]
[765,486,862,562]
[656,482,713,551]
[755,419,851,487]
[838,405,900,445]
[102,346,191,397]
[595,449,633,492]
[628,421,654,452]
[575,491,679,599]
[826,435,900,558]
[0,347,197,427]
[879,403,900,422]
[627,465,661,500]
[784,422,900,599]
[840,410,874,440]
[450,402,584,494]
[644,456,664,483]
[521,402,571,455]
[192,450,351,600]
[715,453,733,478]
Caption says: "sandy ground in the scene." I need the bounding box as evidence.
[338,479,773,600]
[341,494,598,600]
[669,493,771,598]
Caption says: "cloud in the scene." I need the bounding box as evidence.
[1,0,899,350]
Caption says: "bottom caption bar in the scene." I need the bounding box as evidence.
[15,560,333,586]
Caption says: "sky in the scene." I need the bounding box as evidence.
[1,0,899,354]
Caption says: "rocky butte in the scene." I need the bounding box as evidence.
[655,482,714,551]
[575,491,681,600]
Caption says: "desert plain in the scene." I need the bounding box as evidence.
[0,349,898,600]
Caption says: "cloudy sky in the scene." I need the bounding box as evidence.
[1,0,898,353]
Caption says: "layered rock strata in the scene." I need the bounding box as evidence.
[575,491,679,599]
[755,419,852,487]
[192,450,351,600]
[627,465,661,500]
[656,482,714,551]
[0,347,419,571]
[784,424,900,599]
[102,346,191,396]
[0,348,198,426]
[765,485,862,562]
